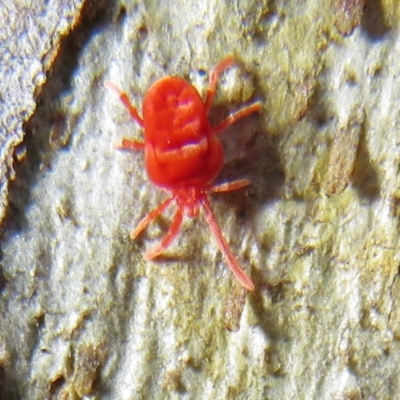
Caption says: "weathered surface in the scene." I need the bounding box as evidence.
[1,0,400,399]
[0,1,84,225]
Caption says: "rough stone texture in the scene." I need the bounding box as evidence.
[1,0,400,399]
[0,1,84,225]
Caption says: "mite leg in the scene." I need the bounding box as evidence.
[143,208,183,261]
[131,195,174,240]
[104,80,144,127]
[115,138,145,151]
[211,179,250,193]
[201,195,255,291]
[213,101,262,135]
[204,56,235,113]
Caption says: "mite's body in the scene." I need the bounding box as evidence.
[105,56,261,290]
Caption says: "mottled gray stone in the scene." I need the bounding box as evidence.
[1,1,400,399]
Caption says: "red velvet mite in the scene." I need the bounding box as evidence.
[105,56,261,290]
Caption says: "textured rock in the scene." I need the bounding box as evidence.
[1,1,400,399]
